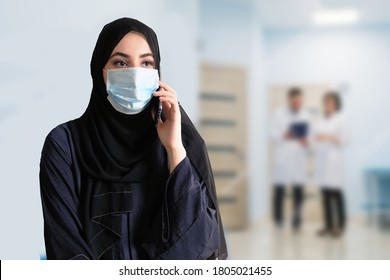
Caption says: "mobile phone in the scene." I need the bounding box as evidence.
[153,93,166,128]
[155,100,163,128]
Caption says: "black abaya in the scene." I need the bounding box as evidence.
[40,122,220,259]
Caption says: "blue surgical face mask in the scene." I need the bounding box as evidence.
[104,67,159,114]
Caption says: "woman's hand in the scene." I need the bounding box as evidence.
[152,81,186,173]
[298,137,308,147]
[316,133,340,144]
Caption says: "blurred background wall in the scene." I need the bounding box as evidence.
[265,26,390,215]
[1,0,390,259]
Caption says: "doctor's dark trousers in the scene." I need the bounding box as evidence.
[321,188,346,231]
[273,184,304,229]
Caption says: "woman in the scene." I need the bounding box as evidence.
[39,18,227,260]
[314,92,347,237]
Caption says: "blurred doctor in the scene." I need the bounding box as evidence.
[314,92,347,237]
[270,88,310,230]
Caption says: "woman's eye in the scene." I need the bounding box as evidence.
[142,61,154,68]
[114,60,127,67]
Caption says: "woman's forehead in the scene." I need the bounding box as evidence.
[111,32,152,56]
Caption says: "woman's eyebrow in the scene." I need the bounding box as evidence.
[140,53,154,58]
[110,52,130,59]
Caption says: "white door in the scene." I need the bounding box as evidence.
[199,63,248,229]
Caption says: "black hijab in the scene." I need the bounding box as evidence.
[68,18,227,259]
[69,18,161,181]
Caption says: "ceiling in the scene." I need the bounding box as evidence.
[251,0,390,29]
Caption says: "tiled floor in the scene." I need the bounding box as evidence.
[225,218,390,259]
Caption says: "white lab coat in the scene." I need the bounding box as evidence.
[313,113,347,189]
[270,107,311,185]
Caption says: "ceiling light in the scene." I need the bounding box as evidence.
[313,9,359,26]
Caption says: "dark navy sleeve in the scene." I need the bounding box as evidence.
[39,131,94,260]
[142,156,220,259]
